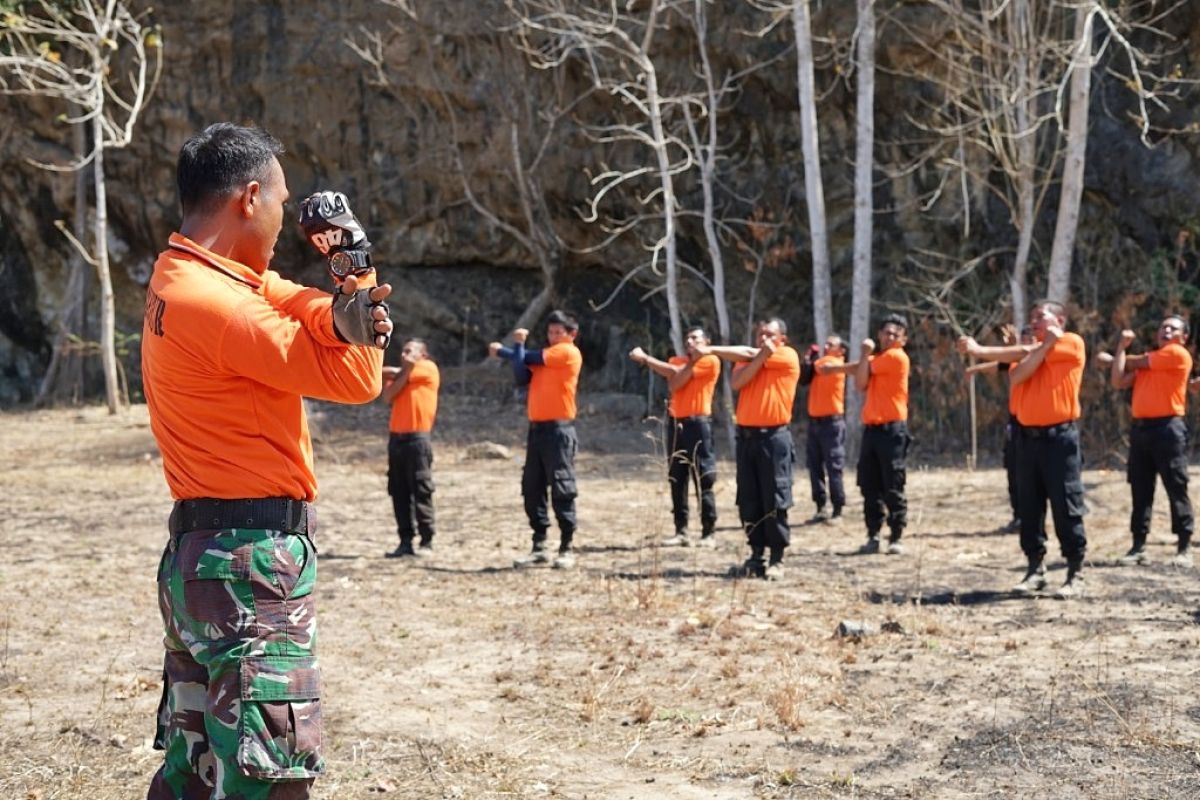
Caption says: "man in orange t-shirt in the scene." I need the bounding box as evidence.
[381,339,440,558]
[701,318,800,580]
[959,300,1088,597]
[630,326,722,547]
[801,334,855,522]
[1109,315,1194,566]
[490,310,584,568]
[142,124,392,799]
[853,314,912,555]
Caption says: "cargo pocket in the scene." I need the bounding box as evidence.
[238,655,324,780]
[551,467,577,501]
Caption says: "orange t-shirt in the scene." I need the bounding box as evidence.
[808,354,846,417]
[388,359,440,433]
[1007,363,1023,417]
[668,354,720,418]
[1132,342,1191,419]
[734,346,800,427]
[862,347,909,424]
[141,233,383,502]
[1016,332,1084,427]
[528,341,582,421]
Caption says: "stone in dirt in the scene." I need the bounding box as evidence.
[465,441,512,460]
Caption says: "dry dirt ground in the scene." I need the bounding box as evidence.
[3,400,1200,800]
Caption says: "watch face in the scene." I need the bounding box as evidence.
[329,251,351,278]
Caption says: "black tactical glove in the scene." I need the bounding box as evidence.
[332,287,391,349]
[298,191,373,282]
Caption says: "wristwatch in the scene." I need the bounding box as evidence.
[328,249,372,279]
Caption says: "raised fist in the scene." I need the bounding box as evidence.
[299,191,372,280]
[861,338,876,357]
[1118,329,1137,350]
[805,343,820,362]
[629,346,647,364]
[1043,325,1063,346]
[512,328,529,344]
[955,335,978,357]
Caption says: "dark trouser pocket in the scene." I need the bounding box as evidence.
[238,655,324,779]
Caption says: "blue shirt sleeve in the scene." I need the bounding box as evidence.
[497,342,542,386]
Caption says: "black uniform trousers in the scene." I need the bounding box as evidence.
[806,415,846,511]
[1003,414,1020,521]
[668,416,718,534]
[1128,415,1193,547]
[522,421,578,548]
[857,421,910,540]
[1016,421,1087,567]
[735,425,793,557]
[388,432,435,545]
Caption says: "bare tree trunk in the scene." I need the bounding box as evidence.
[1008,0,1034,327]
[513,285,554,333]
[793,0,833,344]
[36,93,90,405]
[847,0,876,445]
[92,107,120,414]
[645,60,684,357]
[689,0,735,451]
[1047,4,1093,305]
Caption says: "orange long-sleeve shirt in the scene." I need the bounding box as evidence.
[142,233,383,501]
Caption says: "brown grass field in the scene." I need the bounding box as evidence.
[2,399,1200,799]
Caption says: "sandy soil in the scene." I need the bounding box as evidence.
[2,400,1200,799]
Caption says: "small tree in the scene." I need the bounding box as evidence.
[507,0,692,355]
[0,0,161,413]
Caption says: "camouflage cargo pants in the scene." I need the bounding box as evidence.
[148,525,323,799]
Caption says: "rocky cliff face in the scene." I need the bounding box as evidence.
[3,0,1200,449]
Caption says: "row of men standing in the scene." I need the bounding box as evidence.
[383,301,1196,596]
[382,309,915,581]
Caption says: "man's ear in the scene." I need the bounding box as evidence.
[239,181,261,218]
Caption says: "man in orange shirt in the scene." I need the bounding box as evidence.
[382,339,440,558]
[489,310,584,569]
[958,300,1088,597]
[701,318,800,580]
[1109,315,1194,566]
[142,123,392,799]
[854,314,912,555]
[801,334,855,522]
[629,326,722,547]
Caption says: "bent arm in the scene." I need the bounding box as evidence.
[703,345,758,363]
[730,349,769,391]
[221,299,383,404]
[818,361,859,376]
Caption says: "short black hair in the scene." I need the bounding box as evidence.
[547,309,579,333]
[879,313,908,332]
[177,123,284,217]
[686,325,709,339]
[1165,314,1190,337]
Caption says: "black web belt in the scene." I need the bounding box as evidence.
[169,497,310,535]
